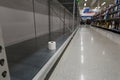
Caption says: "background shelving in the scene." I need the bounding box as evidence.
[92,2,120,32]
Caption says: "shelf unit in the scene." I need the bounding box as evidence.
[92,3,120,32]
[0,27,10,80]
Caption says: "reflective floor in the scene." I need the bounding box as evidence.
[49,26,120,80]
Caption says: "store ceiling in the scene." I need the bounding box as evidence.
[79,0,114,9]
[58,0,115,13]
[58,0,115,16]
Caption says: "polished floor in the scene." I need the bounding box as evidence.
[49,26,120,80]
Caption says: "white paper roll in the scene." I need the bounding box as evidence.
[48,41,56,50]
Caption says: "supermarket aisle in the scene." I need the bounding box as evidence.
[49,27,120,80]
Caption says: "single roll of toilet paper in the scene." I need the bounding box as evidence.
[48,41,56,50]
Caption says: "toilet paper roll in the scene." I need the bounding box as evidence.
[48,41,56,50]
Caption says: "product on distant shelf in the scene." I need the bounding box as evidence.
[104,10,109,19]
[109,4,113,8]
[114,14,116,18]
[109,4,114,11]
[116,12,120,17]
[110,15,112,19]
[115,0,119,4]
[112,21,115,29]
[115,6,118,11]
[118,0,120,11]
[105,21,110,28]
[109,22,111,29]
[119,11,120,17]
[118,21,120,30]
[115,21,119,29]
[109,22,112,29]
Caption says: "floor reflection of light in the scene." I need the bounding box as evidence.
[81,46,84,51]
[80,74,84,80]
[102,51,105,55]
[81,41,83,46]
[81,55,84,64]
[80,35,83,45]
[91,37,94,41]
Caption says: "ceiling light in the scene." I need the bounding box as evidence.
[101,2,106,6]
[84,3,86,6]
[85,0,87,1]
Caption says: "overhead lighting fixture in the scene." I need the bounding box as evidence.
[98,6,100,9]
[85,0,87,1]
[101,2,106,6]
[84,3,86,6]
[95,6,100,9]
